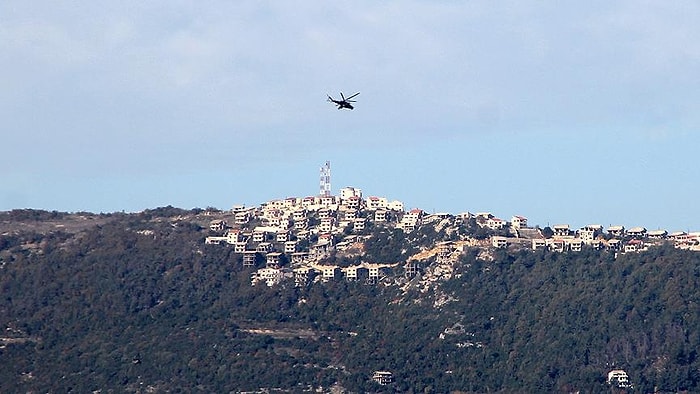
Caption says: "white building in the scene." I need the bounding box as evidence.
[627,226,647,238]
[205,236,227,245]
[209,219,226,232]
[251,268,286,287]
[492,236,509,248]
[608,225,625,237]
[366,196,388,210]
[607,369,631,388]
[374,210,388,222]
[401,209,423,230]
[510,215,528,229]
[387,200,404,211]
[226,229,244,244]
[553,224,571,237]
[340,186,362,200]
[372,371,394,385]
[319,217,335,233]
[486,217,506,230]
[579,225,603,244]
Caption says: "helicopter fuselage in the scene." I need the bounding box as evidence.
[328,92,359,110]
[333,100,354,110]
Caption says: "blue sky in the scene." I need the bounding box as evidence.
[2,1,699,232]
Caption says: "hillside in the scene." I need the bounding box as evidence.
[1,208,699,393]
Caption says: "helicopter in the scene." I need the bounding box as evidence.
[327,92,360,110]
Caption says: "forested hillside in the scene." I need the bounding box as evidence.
[1,209,699,393]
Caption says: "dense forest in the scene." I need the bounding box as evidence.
[1,209,699,393]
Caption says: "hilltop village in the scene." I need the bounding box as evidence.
[204,186,700,288]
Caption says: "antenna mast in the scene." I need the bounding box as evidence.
[319,161,331,197]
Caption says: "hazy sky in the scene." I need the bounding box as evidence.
[2,1,699,231]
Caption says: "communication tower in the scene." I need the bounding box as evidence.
[319,161,331,197]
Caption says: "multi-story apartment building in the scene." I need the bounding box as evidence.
[319,217,335,233]
[284,240,298,254]
[579,225,603,244]
[510,215,528,229]
[340,186,362,201]
[400,209,423,232]
[553,224,571,237]
[353,217,366,232]
[608,225,625,237]
[374,210,387,222]
[226,229,244,244]
[209,219,226,232]
[627,227,647,238]
[366,196,387,210]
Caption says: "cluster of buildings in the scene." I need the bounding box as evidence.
[205,187,408,286]
[204,186,699,287]
[492,221,700,253]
